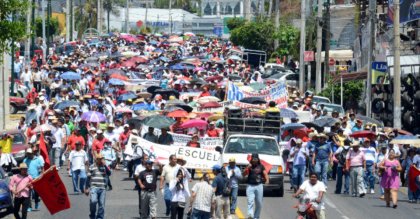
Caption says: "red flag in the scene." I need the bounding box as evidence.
[408,166,420,192]
[246,154,273,172]
[32,166,71,215]
[39,132,51,170]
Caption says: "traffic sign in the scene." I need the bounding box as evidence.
[136,20,143,28]
[304,51,314,62]
[329,58,335,66]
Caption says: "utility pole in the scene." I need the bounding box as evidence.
[315,0,323,93]
[42,0,47,63]
[244,0,251,21]
[299,0,306,92]
[125,0,129,32]
[97,0,102,34]
[323,0,330,85]
[366,0,376,117]
[274,0,280,50]
[268,0,273,18]
[70,0,74,40]
[393,0,401,129]
[11,13,16,96]
[25,2,31,64]
[31,0,36,58]
[145,2,149,31]
[169,0,172,33]
[66,0,70,42]
[47,0,51,56]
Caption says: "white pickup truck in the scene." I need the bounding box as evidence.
[221,134,285,197]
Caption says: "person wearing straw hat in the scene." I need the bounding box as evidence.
[9,162,33,219]
[345,140,366,197]
[23,147,44,211]
[312,133,332,188]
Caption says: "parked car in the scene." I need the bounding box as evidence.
[9,97,27,114]
[1,130,28,164]
[0,167,13,214]
[320,103,345,116]
[264,72,299,87]
[312,96,331,104]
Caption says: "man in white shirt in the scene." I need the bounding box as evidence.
[20,68,32,89]
[51,119,65,169]
[159,155,180,216]
[293,173,327,219]
[68,141,88,193]
[360,139,378,194]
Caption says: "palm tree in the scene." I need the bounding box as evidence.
[74,0,98,38]
[103,0,124,33]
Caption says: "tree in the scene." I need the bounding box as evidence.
[317,80,364,110]
[35,17,60,38]
[103,0,124,33]
[226,17,246,31]
[230,19,275,54]
[273,22,299,58]
[75,0,97,38]
[0,0,29,61]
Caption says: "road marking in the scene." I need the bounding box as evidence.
[235,207,245,219]
[324,197,350,219]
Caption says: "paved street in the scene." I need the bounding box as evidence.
[3,168,420,219]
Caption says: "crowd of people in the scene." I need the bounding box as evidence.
[3,32,420,219]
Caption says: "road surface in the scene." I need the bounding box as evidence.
[3,168,420,219]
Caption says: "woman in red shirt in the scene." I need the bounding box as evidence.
[186,134,200,148]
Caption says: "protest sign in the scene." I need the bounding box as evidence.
[127,135,221,169]
[228,82,288,108]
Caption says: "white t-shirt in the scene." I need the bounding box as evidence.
[53,128,64,148]
[33,71,42,82]
[69,150,88,171]
[299,180,326,210]
[134,164,146,176]
[413,155,420,168]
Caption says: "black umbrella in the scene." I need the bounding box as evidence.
[154,89,180,98]
[141,115,176,129]
[312,116,340,127]
[190,78,207,86]
[355,114,384,128]
[228,74,242,80]
[127,117,143,129]
[146,85,162,94]
[302,122,324,133]
[54,100,81,110]
[174,104,193,113]
[53,66,73,72]
[239,97,267,105]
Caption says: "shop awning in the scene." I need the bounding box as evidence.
[316,49,354,62]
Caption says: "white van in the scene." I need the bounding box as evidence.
[221,134,285,196]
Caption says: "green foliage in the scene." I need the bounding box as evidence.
[75,0,97,38]
[103,0,124,31]
[318,80,364,105]
[35,17,60,37]
[154,0,197,13]
[230,19,275,54]
[0,0,29,61]
[226,17,246,31]
[273,22,300,58]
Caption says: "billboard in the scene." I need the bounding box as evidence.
[388,0,420,24]
[372,62,389,85]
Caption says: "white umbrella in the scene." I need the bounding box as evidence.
[197,96,221,104]
[32,124,54,133]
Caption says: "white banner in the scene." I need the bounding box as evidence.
[126,135,221,169]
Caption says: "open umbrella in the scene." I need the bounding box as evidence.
[390,136,420,146]
[200,101,222,109]
[131,103,150,111]
[180,119,208,129]
[109,78,125,86]
[130,56,148,64]
[174,104,193,113]
[228,55,242,61]
[32,124,54,133]
[281,123,306,131]
[280,108,298,118]
[81,111,106,122]
[137,92,152,99]
[166,99,185,105]
[302,122,324,133]
[146,85,162,94]
[197,96,220,104]
[249,83,265,91]
[190,78,207,85]
[127,117,143,129]
[167,110,189,118]
[61,72,81,80]
[228,74,242,80]
[115,107,133,113]
[106,69,125,75]
[110,73,129,81]
[141,115,175,129]
[154,89,180,98]
[117,92,137,101]
[54,100,80,110]
[53,66,72,72]
[350,131,377,139]
[205,75,224,82]
[355,114,384,127]
[239,97,267,105]
[312,116,339,127]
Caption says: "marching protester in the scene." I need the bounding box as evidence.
[334,139,351,194]
[9,163,33,219]
[102,140,117,190]
[242,153,269,219]
[23,146,44,211]
[379,149,403,208]
[225,157,242,215]
[160,155,180,216]
[0,132,15,172]
[345,140,366,197]
[134,153,150,217]
[189,173,216,219]
[290,138,309,192]
[85,153,111,219]
[360,138,377,194]
[313,133,332,188]
[169,168,190,219]
[138,160,161,219]
[212,164,230,219]
[68,141,88,194]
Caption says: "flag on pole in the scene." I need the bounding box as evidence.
[32,166,71,215]
[39,132,51,170]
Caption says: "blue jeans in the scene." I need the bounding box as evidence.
[71,169,87,193]
[230,186,238,212]
[335,166,350,194]
[364,164,375,190]
[315,160,329,187]
[164,184,172,215]
[24,81,30,90]
[246,184,263,219]
[292,164,306,189]
[191,208,211,219]
[90,187,106,219]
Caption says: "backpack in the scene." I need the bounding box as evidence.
[222,177,232,197]
[338,147,350,166]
